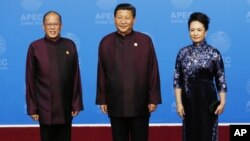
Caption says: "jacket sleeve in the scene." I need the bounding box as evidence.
[96,41,107,105]
[72,43,84,111]
[25,44,38,115]
[148,38,162,104]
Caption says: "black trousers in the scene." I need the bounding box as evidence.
[39,124,71,141]
[110,116,149,141]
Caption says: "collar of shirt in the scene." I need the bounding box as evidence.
[192,40,207,48]
[44,35,62,45]
[116,30,134,40]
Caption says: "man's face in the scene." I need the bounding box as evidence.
[43,13,62,40]
[114,9,135,36]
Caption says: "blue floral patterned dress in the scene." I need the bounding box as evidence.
[173,41,227,141]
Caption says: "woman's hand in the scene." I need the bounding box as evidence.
[176,103,185,119]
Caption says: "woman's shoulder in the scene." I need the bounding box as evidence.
[206,44,221,54]
[179,44,192,53]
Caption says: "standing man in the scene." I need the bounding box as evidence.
[96,3,161,141]
[25,11,83,141]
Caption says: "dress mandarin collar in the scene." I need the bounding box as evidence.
[192,40,207,48]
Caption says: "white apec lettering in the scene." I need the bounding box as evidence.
[222,56,231,64]
[0,58,7,66]
[246,11,250,18]
[21,14,43,21]
[171,11,191,19]
[96,13,113,20]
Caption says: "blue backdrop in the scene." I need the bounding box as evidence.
[0,0,250,125]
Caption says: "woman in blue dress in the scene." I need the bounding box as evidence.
[173,12,227,141]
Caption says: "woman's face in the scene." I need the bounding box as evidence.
[189,21,207,44]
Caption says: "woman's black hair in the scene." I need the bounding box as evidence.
[188,12,210,31]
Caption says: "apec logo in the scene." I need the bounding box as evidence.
[95,0,116,24]
[246,79,250,95]
[170,0,193,24]
[247,80,250,95]
[230,125,250,140]
[0,35,8,71]
[96,0,117,10]
[208,31,232,68]
[171,101,176,113]
[64,33,81,51]
[171,0,193,9]
[209,31,231,54]
[20,0,43,26]
[21,0,43,12]
[0,36,7,56]
[246,101,250,112]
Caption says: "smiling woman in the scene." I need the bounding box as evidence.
[173,12,227,141]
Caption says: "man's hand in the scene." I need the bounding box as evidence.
[30,114,39,121]
[72,111,80,117]
[100,105,108,114]
[148,104,157,113]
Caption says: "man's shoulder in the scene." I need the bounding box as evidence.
[29,38,44,46]
[133,31,151,40]
[61,37,74,42]
[102,32,116,40]
[31,37,44,43]
[61,37,76,45]
[99,32,116,45]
